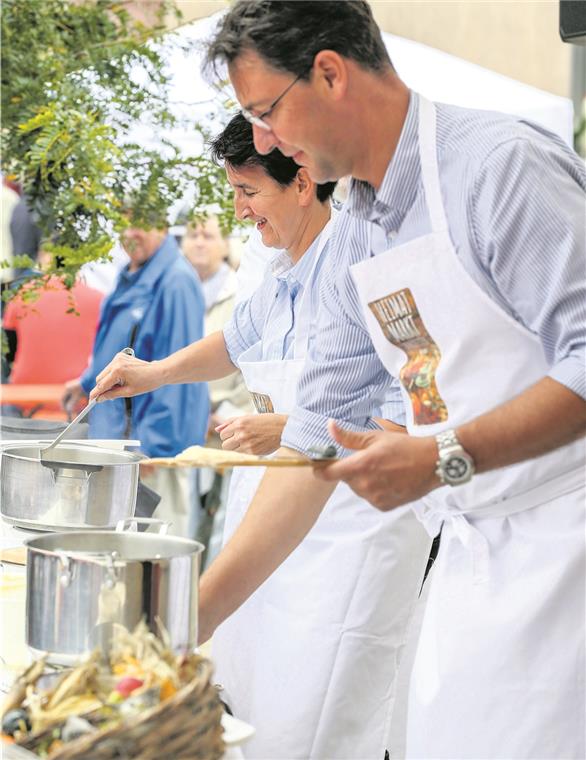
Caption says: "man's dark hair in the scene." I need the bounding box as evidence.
[210,113,336,203]
[206,0,392,80]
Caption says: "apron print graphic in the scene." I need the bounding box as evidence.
[368,288,448,425]
[251,391,275,414]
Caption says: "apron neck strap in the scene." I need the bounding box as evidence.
[417,96,449,234]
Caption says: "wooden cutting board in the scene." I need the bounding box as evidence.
[0,546,27,565]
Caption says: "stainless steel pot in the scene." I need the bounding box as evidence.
[25,520,204,664]
[0,442,144,531]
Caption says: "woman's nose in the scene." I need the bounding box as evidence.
[234,196,250,221]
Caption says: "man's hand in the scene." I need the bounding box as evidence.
[61,379,87,416]
[314,420,440,510]
[90,353,164,402]
[216,414,288,456]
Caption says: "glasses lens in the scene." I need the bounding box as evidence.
[241,108,271,131]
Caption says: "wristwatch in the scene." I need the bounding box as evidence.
[435,429,475,486]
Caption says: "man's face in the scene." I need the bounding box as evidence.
[120,228,162,269]
[229,51,349,184]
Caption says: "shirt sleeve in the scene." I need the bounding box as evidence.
[282,217,396,456]
[471,135,586,399]
[223,274,273,365]
[376,380,407,425]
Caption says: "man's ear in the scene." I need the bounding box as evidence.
[295,167,315,206]
[313,49,348,100]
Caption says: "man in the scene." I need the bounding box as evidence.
[65,218,209,535]
[95,2,585,757]
[202,3,585,758]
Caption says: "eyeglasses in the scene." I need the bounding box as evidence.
[241,73,304,131]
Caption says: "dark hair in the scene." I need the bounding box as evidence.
[206,0,392,80]
[210,113,336,203]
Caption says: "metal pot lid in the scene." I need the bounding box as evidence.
[1,442,146,468]
[25,530,204,561]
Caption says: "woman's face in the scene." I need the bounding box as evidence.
[182,216,228,280]
[225,163,303,251]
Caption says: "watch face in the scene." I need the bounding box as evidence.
[446,456,471,483]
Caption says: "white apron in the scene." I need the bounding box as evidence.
[212,221,431,759]
[350,95,586,759]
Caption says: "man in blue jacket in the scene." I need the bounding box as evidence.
[64,223,209,458]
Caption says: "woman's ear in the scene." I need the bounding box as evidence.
[295,167,315,207]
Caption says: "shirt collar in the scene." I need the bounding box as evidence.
[347,90,420,224]
[112,235,179,304]
[270,232,321,294]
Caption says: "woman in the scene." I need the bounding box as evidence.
[91,114,430,759]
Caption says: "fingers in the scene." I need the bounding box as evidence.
[90,371,119,401]
[218,421,236,441]
[222,434,240,451]
[214,418,237,433]
[327,419,376,452]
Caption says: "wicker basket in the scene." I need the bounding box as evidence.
[47,658,225,760]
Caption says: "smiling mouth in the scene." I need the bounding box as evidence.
[256,217,267,231]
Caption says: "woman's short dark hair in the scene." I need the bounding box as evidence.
[210,113,336,203]
[206,0,392,80]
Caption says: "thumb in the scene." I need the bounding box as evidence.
[327,419,374,452]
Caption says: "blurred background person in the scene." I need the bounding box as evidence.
[181,213,253,559]
[1,177,19,285]
[62,214,209,535]
[1,182,43,383]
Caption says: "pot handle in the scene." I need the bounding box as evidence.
[115,517,170,535]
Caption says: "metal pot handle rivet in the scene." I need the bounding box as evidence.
[58,554,72,588]
[104,551,120,589]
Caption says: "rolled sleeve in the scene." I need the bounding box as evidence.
[472,135,586,400]
[548,354,586,399]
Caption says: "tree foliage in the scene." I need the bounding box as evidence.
[1,0,238,302]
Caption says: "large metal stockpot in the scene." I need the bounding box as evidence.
[24,521,204,664]
[0,442,144,531]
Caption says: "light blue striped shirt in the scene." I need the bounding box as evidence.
[283,91,586,454]
[224,232,326,364]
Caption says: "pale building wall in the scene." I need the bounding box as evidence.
[371,1,572,98]
[167,0,573,99]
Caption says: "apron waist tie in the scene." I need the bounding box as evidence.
[414,464,586,585]
[414,504,490,584]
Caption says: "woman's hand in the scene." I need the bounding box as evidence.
[216,414,288,456]
[90,353,164,402]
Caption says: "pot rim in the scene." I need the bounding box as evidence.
[24,530,205,563]
[1,441,146,467]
